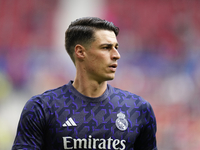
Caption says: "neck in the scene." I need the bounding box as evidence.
[72,76,107,98]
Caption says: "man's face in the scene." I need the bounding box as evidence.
[84,29,121,83]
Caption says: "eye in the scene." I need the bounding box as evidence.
[103,46,109,49]
[102,46,112,50]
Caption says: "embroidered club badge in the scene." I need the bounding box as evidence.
[115,112,128,131]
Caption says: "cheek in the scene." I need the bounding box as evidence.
[89,54,103,65]
[86,52,108,69]
[90,54,100,62]
[87,59,103,73]
[85,59,97,72]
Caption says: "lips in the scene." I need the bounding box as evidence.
[109,63,118,71]
[109,64,118,68]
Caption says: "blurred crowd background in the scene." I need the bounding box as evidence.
[0,0,200,149]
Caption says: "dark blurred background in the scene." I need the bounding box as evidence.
[0,0,200,149]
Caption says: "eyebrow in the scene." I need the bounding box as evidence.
[100,43,119,47]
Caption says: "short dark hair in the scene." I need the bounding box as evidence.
[65,17,119,64]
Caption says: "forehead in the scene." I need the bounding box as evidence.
[93,30,118,44]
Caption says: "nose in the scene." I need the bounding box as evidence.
[111,48,121,60]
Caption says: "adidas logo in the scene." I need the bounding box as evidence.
[63,117,77,127]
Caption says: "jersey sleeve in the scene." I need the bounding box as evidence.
[135,100,157,150]
[12,97,46,150]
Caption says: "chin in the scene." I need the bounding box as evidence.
[99,73,115,82]
[106,75,115,81]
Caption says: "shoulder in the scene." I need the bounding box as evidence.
[108,84,155,113]
[33,84,69,101]
[40,84,69,98]
[108,84,136,97]
[25,84,70,109]
[108,84,148,103]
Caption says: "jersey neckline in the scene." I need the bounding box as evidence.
[67,80,111,103]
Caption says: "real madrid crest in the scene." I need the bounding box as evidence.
[115,112,128,131]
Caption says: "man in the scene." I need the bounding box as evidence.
[12,17,157,150]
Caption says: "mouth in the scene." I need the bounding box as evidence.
[109,64,118,71]
[109,63,118,68]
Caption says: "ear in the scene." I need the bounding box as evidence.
[74,44,86,60]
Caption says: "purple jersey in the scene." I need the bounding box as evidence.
[12,81,157,150]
